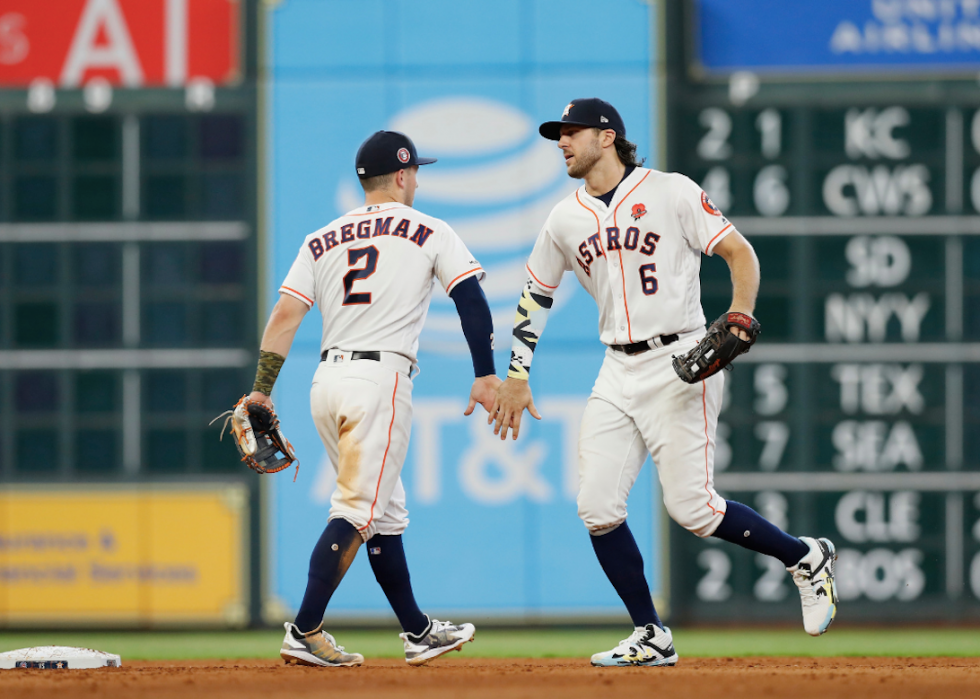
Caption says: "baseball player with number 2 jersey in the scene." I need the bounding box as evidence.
[248,130,500,667]
[491,99,839,667]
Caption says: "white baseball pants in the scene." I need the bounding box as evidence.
[577,339,727,538]
[311,350,414,541]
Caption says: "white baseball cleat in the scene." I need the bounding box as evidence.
[590,624,678,667]
[280,622,364,667]
[400,616,475,666]
[788,536,839,636]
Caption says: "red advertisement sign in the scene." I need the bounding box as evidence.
[0,0,240,87]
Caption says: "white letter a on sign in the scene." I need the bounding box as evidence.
[60,0,144,88]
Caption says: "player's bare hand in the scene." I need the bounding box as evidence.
[464,374,503,415]
[489,377,542,440]
[248,391,273,409]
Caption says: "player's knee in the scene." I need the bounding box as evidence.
[328,513,372,542]
[374,520,408,537]
[664,500,720,538]
[580,512,626,533]
[577,493,625,532]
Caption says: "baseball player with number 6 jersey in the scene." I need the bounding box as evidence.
[490,99,839,667]
[246,130,500,667]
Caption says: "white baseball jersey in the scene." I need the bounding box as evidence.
[522,167,737,538]
[524,168,736,345]
[280,201,484,362]
[280,201,482,541]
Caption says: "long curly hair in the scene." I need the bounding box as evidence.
[614,134,645,167]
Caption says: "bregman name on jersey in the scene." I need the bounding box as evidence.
[306,215,436,261]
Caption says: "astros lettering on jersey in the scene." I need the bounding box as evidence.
[524,170,733,346]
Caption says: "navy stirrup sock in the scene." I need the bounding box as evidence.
[590,522,662,629]
[712,500,810,567]
[367,534,429,636]
[294,518,362,632]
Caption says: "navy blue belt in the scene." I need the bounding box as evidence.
[610,334,679,355]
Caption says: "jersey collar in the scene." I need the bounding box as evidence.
[579,167,647,217]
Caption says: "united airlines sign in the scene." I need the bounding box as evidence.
[697,0,980,74]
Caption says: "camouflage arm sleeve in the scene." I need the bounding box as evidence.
[507,279,554,380]
[252,350,286,395]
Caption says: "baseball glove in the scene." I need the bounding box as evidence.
[211,395,299,479]
[671,312,761,384]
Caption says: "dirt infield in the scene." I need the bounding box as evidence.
[3,657,980,699]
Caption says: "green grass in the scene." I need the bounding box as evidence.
[0,628,978,661]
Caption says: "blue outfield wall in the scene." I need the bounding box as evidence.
[264,0,660,621]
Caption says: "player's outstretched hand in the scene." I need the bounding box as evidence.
[489,378,542,440]
[465,374,503,415]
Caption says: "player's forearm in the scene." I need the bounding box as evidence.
[507,278,555,380]
[449,276,496,377]
[727,246,760,315]
[259,295,308,355]
[716,235,760,315]
[254,295,308,395]
[259,319,301,358]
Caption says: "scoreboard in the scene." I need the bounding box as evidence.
[0,0,261,626]
[665,2,980,622]
[0,0,258,480]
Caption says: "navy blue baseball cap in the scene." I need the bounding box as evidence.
[539,98,626,141]
[355,130,437,178]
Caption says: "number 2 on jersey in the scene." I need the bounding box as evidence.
[343,246,378,305]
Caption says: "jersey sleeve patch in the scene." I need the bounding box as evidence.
[701,190,722,216]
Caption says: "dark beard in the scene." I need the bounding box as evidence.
[566,139,602,178]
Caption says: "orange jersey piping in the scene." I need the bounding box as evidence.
[611,171,650,344]
[447,267,483,291]
[526,264,559,290]
[702,381,724,517]
[359,373,399,533]
[280,286,313,306]
[706,223,733,253]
